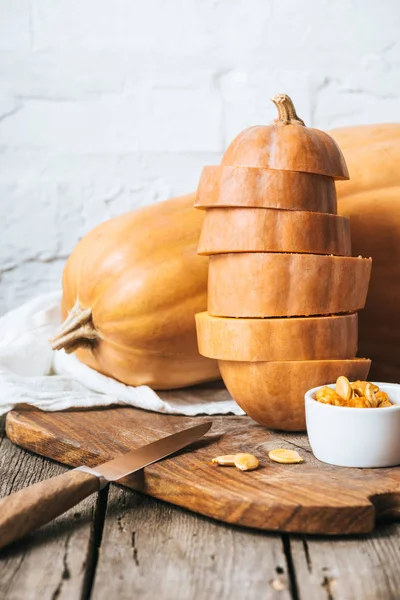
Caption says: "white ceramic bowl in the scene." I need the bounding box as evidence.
[305,382,400,468]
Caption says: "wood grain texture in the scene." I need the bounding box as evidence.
[2,415,399,600]
[0,469,99,550]
[0,418,99,600]
[6,407,400,535]
[91,485,292,600]
[208,253,372,318]
[289,524,400,600]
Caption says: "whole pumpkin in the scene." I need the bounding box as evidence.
[332,124,400,382]
[51,193,220,389]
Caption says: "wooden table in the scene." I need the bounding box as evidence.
[1,417,399,600]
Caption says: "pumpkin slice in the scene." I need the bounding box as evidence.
[195,312,358,361]
[208,253,372,318]
[195,166,337,213]
[221,94,349,179]
[198,207,350,256]
[219,358,371,431]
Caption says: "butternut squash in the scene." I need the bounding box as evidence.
[192,97,373,430]
[331,124,400,382]
[196,312,358,361]
[222,94,349,179]
[219,358,371,431]
[198,207,351,256]
[332,123,400,197]
[51,193,220,389]
[208,253,372,318]
[195,166,337,213]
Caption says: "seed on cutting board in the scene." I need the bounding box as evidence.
[269,449,304,464]
[234,453,259,471]
[211,455,236,466]
[211,453,259,471]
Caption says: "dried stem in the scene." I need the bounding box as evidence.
[51,300,99,354]
[272,94,305,126]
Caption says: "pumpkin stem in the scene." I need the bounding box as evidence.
[272,94,305,126]
[51,300,99,354]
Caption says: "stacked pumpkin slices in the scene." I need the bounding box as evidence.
[195,94,372,431]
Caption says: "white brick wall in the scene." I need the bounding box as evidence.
[1,0,399,314]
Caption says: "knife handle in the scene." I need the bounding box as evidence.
[0,469,101,550]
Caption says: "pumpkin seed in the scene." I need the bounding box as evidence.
[378,399,392,407]
[212,453,259,471]
[347,396,368,408]
[211,455,236,466]
[336,376,352,402]
[365,383,378,408]
[316,380,393,408]
[269,449,303,464]
[316,386,343,405]
[376,391,390,406]
[351,380,379,396]
[234,453,259,471]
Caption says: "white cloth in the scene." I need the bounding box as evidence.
[0,292,244,417]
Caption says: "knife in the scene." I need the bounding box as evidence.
[0,421,211,550]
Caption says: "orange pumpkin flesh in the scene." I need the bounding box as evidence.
[331,124,400,382]
[198,207,351,256]
[208,253,371,318]
[219,358,371,431]
[195,166,337,213]
[221,95,349,179]
[52,193,220,389]
[196,312,358,361]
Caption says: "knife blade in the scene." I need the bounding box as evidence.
[77,421,212,484]
[0,421,212,550]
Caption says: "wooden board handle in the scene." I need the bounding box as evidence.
[371,491,400,522]
[0,469,100,550]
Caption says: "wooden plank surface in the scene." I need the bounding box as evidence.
[2,415,400,600]
[91,485,292,600]
[6,407,400,535]
[0,417,100,600]
[289,525,400,600]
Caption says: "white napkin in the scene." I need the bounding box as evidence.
[0,292,244,417]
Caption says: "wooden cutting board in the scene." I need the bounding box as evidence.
[6,400,400,536]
